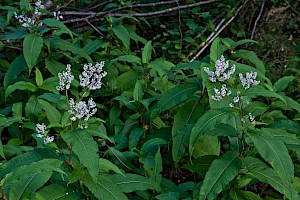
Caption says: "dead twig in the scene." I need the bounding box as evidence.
[250,0,266,40]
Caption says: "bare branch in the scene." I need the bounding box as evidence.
[250,0,266,40]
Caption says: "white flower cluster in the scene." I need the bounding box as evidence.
[204,55,236,82]
[56,64,74,91]
[68,98,97,123]
[248,112,256,124]
[239,72,260,90]
[36,123,54,144]
[14,0,44,27]
[212,84,231,101]
[53,11,63,20]
[79,62,107,90]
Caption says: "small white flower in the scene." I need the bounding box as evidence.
[248,113,256,124]
[68,98,97,123]
[36,123,46,134]
[79,62,107,90]
[44,136,54,144]
[56,64,74,91]
[229,103,234,108]
[212,84,231,101]
[233,96,240,103]
[239,72,260,90]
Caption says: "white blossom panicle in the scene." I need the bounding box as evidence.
[36,123,46,134]
[248,113,256,124]
[212,84,231,101]
[233,96,240,103]
[79,62,107,90]
[34,0,45,16]
[204,55,236,82]
[68,98,97,122]
[239,71,260,90]
[53,11,63,20]
[229,103,234,108]
[56,64,74,91]
[35,123,54,144]
[44,136,54,144]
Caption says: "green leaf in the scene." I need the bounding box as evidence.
[133,79,144,101]
[243,157,298,199]
[110,173,161,193]
[141,138,168,156]
[23,34,43,73]
[129,128,144,150]
[243,85,286,103]
[233,50,265,74]
[25,95,42,117]
[42,18,73,38]
[35,183,81,200]
[279,95,300,113]
[5,81,37,100]
[199,151,241,200]
[0,140,4,159]
[9,171,52,200]
[189,109,240,156]
[40,77,60,94]
[156,84,199,114]
[99,158,124,176]
[232,39,258,49]
[112,25,130,50]
[110,55,142,65]
[45,59,66,76]
[35,67,43,87]
[2,158,64,185]
[274,76,295,92]
[4,55,27,88]
[51,39,92,63]
[0,116,22,131]
[247,129,294,182]
[61,129,99,178]
[210,38,223,63]
[193,135,220,158]
[83,175,128,200]
[37,99,61,124]
[114,70,140,93]
[82,39,107,55]
[182,156,217,177]
[142,41,152,64]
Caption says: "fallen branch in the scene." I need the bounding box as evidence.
[250,0,266,40]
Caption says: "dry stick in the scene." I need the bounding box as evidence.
[250,0,266,40]
[190,2,247,62]
[84,18,105,38]
[62,0,219,24]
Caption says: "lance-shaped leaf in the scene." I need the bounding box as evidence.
[83,175,128,200]
[242,156,299,199]
[112,25,130,50]
[99,158,124,176]
[61,129,99,178]
[274,76,295,92]
[42,18,73,38]
[247,130,294,182]
[37,99,61,124]
[110,173,161,193]
[233,49,265,74]
[142,41,152,64]
[9,171,52,200]
[4,55,27,88]
[242,86,286,103]
[199,151,241,200]
[23,34,43,73]
[5,81,37,101]
[35,183,82,200]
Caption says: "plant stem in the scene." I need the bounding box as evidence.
[0,183,7,200]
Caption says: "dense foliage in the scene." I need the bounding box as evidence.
[0,0,299,199]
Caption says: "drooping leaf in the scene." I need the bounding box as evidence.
[141,138,168,156]
[3,55,27,88]
[23,34,43,73]
[274,76,295,92]
[156,84,199,114]
[110,173,161,193]
[83,175,128,200]
[140,148,163,184]
[182,155,217,177]
[82,39,107,55]
[112,25,130,50]
[61,129,99,178]
[5,81,37,100]
[243,85,286,103]
[199,151,241,200]
[247,129,294,182]
[35,183,82,200]
[37,99,61,124]
[42,18,73,38]
[242,156,298,199]
[281,95,300,113]
[45,59,66,76]
[99,158,124,176]
[35,67,43,87]
[142,41,152,64]
[129,128,144,150]
[9,171,52,200]
[233,49,265,74]
[193,135,220,158]
[51,39,92,62]
[0,116,22,131]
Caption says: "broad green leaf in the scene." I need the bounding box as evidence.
[193,135,220,158]
[5,81,37,100]
[274,76,295,92]
[115,70,140,93]
[232,39,258,49]
[281,95,300,113]
[129,128,144,150]
[170,60,201,71]
[83,175,128,200]
[35,67,43,87]
[12,102,22,117]
[243,85,286,103]
[199,151,241,200]
[268,119,300,135]
[25,95,42,117]
[243,157,298,199]
[133,79,144,101]
[36,183,81,200]
[233,50,265,74]
[51,39,92,63]
[82,39,107,55]
[142,41,152,64]
[240,191,262,200]
[0,148,58,179]
[99,158,124,176]
[110,55,142,65]
[149,59,175,77]
[141,138,168,156]
[111,173,161,193]
[2,158,64,185]
[40,77,60,94]
[4,55,27,88]
[156,84,199,114]
[210,38,223,63]
[182,156,217,177]
[155,192,180,200]
[61,129,99,178]
[172,102,202,163]
[205,123,240,137]
[42,18,73,38]
[108,147,134,171]
[247,130,294,182]
[37,99,61,124]
[112,25,130,50]
[45,59,66,76]
[0,116,22,131]
[189,109,240,156]
[23,34,43,73]
[9,171,52,200]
